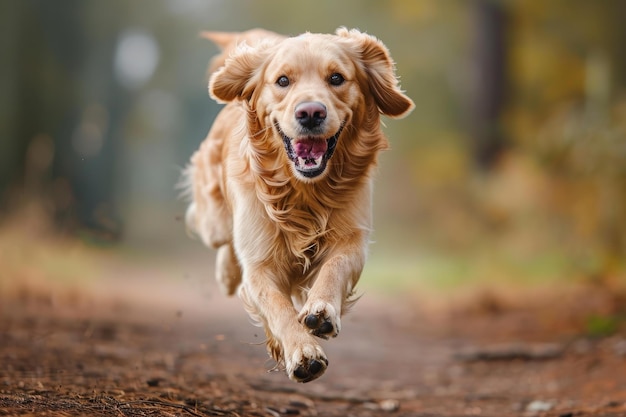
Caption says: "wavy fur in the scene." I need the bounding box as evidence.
[185,28,413,382]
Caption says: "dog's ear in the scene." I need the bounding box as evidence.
[201,29,284,76]
[209,41,274,103]
[336,28,414,118]
[200,31,243,76]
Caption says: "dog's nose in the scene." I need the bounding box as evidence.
[295,101,327,130]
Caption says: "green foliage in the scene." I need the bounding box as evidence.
[585,314,620,338]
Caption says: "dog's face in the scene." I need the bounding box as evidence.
[210,28,414,182]
[261,35,357,180]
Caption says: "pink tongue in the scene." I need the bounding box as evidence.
[294,139,327,159]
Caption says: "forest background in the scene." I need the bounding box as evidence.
[1,0,625,299]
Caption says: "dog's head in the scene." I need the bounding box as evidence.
[209,28,414,182]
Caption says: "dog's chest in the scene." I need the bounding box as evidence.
[276,218,330,267]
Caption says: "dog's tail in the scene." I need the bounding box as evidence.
[199,29,285,77]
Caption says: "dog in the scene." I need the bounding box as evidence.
[184,28,414,382]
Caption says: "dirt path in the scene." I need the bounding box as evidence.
[2,262,626,416]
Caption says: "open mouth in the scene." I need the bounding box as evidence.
[278,123,343,179]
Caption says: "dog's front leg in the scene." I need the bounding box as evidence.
[239,272,329,383]
[298,239,366,339]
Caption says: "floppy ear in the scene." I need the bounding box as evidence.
[208,41,273,103]
[336,28,415,118]
[201,29,284,75]
[200,31,242,76]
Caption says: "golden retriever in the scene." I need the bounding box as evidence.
[184,28,414,382]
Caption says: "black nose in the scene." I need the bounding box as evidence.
[295,101,327,130]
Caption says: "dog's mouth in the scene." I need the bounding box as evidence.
[278,123,343,179]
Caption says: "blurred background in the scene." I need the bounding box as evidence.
[1,0,625,300]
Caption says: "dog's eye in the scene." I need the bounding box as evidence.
[276,75,290,87]
[329,73,345,86]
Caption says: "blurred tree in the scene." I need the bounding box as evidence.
[0,1,127,239]
[0,2,22,203]
[467,0,509,170]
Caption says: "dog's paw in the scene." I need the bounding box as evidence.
[286,343,328,383]
[298,301,340,339]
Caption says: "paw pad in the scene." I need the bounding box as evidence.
[304,313,336,339]
[292,357,328,383]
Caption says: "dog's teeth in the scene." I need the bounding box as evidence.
[297,156,323,169]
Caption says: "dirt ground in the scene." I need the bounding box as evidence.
[2,250,626,417]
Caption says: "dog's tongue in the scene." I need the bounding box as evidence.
[294,138,327,160]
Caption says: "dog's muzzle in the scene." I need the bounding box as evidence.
[278,124,343,179]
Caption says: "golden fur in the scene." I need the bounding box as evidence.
[185,28,413,382]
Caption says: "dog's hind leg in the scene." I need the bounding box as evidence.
[185,137,241,294]
[216,243,241,296]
